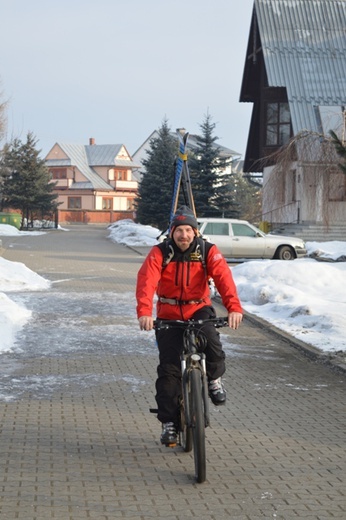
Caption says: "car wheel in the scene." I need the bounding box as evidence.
[276,245,295,260]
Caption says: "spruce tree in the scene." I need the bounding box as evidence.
[135,119,177,230]
[330,129,346,176]
[1,132,58,228]
[232,173,262,222]
[189,112,235,217]
[212,173,241,218]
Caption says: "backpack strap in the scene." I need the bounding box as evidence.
[196,237,212,277]
[158,237,212,275]
[157,239,174,268]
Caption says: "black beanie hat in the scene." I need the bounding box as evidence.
[170,205,198,231]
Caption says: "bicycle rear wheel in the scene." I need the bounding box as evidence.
[190,369,206,483]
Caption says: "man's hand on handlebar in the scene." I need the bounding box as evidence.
[139,314,242,331]
[138,316,154,331]
[228,312,243,330]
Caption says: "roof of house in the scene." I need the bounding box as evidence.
[131,130,241,175]
[240,0,346,135]
[46,143,140,190]
[186,134,241,158]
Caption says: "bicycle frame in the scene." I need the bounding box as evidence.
[153,317,229,483]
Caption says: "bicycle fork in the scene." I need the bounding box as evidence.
[181,353,210,428]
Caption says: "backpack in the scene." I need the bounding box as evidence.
[158,236,212,276]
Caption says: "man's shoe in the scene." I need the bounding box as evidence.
[160,422,177,447]
[209,377,226,405]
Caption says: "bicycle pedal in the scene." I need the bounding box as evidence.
[165,442,177,448]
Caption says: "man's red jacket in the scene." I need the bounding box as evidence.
[136,240,243,321]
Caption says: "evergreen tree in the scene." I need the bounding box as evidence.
[232,173,262,222]
[212,172,241,218]
[135,119,177,230]
[1,132,58,228]
[0,142,12,210]
[330,129,346,175]
[189,112,235,217]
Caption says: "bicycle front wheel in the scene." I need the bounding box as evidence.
[190,368,206,483]
[179,395,193,452]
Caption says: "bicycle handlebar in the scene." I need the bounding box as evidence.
[154,317,229,330]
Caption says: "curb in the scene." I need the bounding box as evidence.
[244,308,346,374]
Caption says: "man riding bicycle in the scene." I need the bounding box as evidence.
[136,206,243,446]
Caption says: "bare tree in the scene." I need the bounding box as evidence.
[0,81,8,143]
[262,117,346,227]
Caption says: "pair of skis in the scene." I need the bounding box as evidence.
[169,130,196,226]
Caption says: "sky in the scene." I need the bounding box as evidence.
[0,0,254,158]
[1,221,346,356]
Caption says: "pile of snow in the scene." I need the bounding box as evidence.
[108,219,160,247]
[109,219,346,353]
[0,252,50,353]
[306,241,346,262]
[0,257,50,292]
[0,293,32,353]
[0,223,46,236]
[232,259,346,352]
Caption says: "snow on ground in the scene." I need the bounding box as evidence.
[232,259,346,352]
[0,220,345,355]
[0,257,50,352]
[0,223,46,237]
[107,219,160,247]
[108,220,346,354]
[0,224,51,352]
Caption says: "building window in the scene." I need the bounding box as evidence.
[266,102,291,146]
[50,168,67,179]
[102,198,113,210]
[291,170,296,202]
[116,170,127,181]
[68,197,81,209]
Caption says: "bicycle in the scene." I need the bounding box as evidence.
[151,316,229,484]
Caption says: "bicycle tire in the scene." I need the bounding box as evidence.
[179,395,193,452]
[190,368,206,483]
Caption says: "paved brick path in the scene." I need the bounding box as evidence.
[0,225,345,519]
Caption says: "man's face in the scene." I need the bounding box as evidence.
[172,225,195,251]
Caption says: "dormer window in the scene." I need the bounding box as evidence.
[50,168,67,179]
[116,170,127,181]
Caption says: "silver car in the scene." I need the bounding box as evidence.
[198,218,307,260]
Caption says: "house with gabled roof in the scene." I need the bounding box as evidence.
[45,138,139,224]
[131,130,244,182]
[240,0,346,231]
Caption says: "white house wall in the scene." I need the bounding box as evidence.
[95,197,103,210]
[263,164,346,225]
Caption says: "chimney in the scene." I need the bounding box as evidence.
[89,137,95,145]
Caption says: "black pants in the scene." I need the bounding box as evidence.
[155,306,226,425]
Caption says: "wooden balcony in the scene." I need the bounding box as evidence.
[114,180,138,191]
